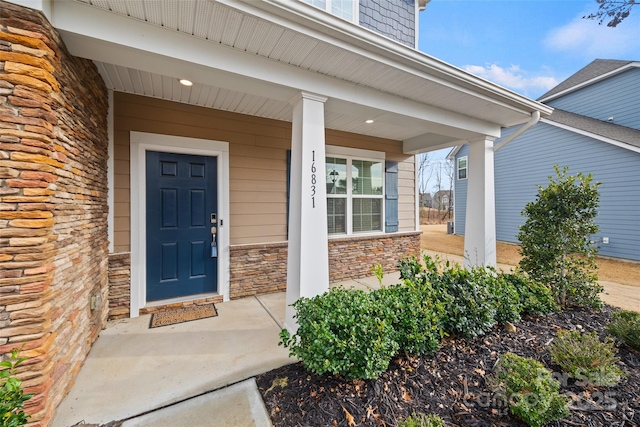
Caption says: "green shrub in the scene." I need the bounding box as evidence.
[491,353,569,427]
[502,272,559,315]
[517,165,602,309]
[372,281,447,355]
[398,413,445,427]
[399,255,523,337]
[398,255,426,283]
[371,263,384,285]
[489,271,522,324]
[607,310,640,352]
[432,263,498,338]
[1,348,34,427]
[279,287,398,380]
[549,330,625,387]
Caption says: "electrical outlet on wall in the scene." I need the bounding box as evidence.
[602,237,609,244]
[90,294,103,311]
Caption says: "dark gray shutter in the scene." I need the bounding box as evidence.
[385,160,398,233]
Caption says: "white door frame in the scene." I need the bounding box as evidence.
[130,131,230,318]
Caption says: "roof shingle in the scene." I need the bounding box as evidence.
[546,109,640,149]
[538,59,634,101]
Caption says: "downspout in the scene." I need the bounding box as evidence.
[493,110,541,152]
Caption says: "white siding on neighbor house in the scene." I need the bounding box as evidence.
[546,68,640,131]
[453,144,469,236]
[456,122,640,261]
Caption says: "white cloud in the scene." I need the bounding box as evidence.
[544,14,640,58]
[462,64,559,97]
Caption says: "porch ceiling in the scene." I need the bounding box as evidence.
[93,62,422,141]
[52,0,552,151]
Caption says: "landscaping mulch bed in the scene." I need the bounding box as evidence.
[257,306,640,427]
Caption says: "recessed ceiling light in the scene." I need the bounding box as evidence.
[179,79,193,87]
[365,119,374,124]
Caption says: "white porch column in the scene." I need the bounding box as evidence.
[463,137,497,268]
[285,92,330,332]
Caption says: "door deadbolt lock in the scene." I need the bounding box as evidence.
[210,213,217,224]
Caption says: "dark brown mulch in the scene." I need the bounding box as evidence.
[257,306,640,427]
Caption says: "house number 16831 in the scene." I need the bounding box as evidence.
[311,150,316,208]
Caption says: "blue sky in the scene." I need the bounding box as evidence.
[418,0,640,100]
[417,0,640,180]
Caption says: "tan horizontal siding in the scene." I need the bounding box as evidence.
[113,93,415,249]
[398,186,415,196]
[233,213,284,226]
[394,154,415,231]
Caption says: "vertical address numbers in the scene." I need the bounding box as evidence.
[311,150,316,208]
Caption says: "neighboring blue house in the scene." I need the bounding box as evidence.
[451,59,640,261]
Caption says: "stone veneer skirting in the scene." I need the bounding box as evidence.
[228,231,421,298]
[229,242,289,299]
[107,253,130,320]
[327,231,421,282]
[107,252,223,320]
[0,3,109,426]
[108,232,421,319]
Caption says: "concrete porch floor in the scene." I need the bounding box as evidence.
[52,272,401,427]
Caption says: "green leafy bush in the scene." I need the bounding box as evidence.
[517,165,602,309]
[371,263,384,285]
[490,271,522,324]
[502,272,559,315]
[1,349,34,427]
[607,310,640,352]
[491,353,569,427]
[398,255,426,283]
[549,330,625,387]
[431,263,498,338]
[399,255,524,337]
[279,287,398,380]
[372,281,446,355]
[398,413,445,427]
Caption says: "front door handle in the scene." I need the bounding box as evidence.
[211,226,217,258]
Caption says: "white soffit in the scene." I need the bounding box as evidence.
[95,62,293,122]
[61,0,550,144]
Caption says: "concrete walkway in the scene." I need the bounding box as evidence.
[52,294,291,427]
[51,272,401,427]
[51,258,636,427]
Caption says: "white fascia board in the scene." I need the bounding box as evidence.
[226,0,550,117]
[51,0,499,137]
[540,118,640,155]
[5,0,51,18]
[403,134,473,155]
[446,146,461,161]
[539,62,640,103]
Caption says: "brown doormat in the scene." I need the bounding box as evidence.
[149,303,218,328]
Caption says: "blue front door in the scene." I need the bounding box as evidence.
[146,151,218,302]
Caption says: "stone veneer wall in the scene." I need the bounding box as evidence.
[328,232,421,282]
[0,3,109,426]
[107,253,130,320]
[108,253,223,320]
[229,243,288,299]
[229,232,421,298]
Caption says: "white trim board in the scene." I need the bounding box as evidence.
[107,90,114,253]
[130,131,230,318]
